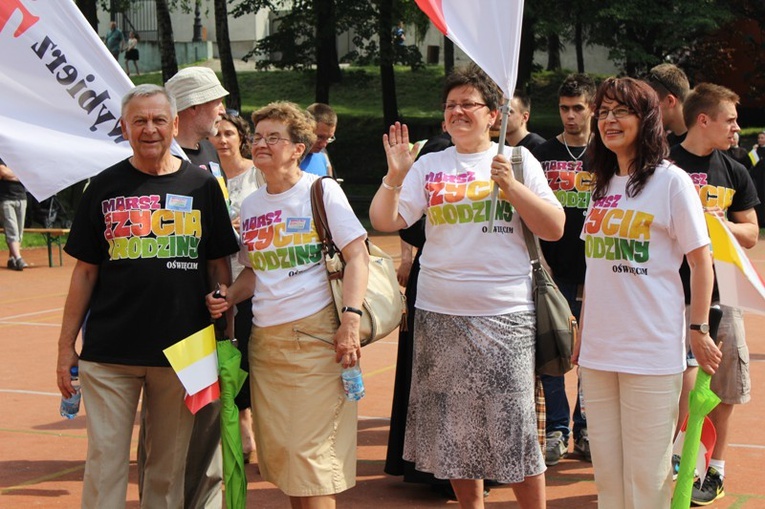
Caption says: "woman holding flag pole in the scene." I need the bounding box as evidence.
[370,64,564,509]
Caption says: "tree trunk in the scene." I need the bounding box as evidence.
[517,12,535,90]
[314,0,342,104]
[75,0,98,32]
[546,33,561,71]
[155,0,178,82]
[444,36,454,76]
[214,0,240,112]
[378,0,399,127]
[575,21,584,73]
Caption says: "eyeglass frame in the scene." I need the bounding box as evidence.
[316,135,336,144]
[252,134,294,146]
[442,101,488,112]
[595,106,636,120]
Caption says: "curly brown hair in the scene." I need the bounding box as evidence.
[442,63,502,112]
[251,102,317,160]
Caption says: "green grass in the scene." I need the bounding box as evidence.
[0,233,57,251]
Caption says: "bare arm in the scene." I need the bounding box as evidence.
[206,256,234,338]
[56,261,99,398]
[0,163,19,181]
[206,266,256,319]
[334,235,369,367]
[369,122,417,232]
[727,208,759,249]
[686,244,721,375]
[491,154,565,241]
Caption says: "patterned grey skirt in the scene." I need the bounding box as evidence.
[402,309,545,483]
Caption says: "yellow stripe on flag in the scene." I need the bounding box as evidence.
[163,325,216,372]
[705,213,744,268]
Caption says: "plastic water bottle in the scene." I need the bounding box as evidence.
[341,365,365,401]
[60,366,81,419]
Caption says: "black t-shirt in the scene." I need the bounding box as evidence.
[532,138,592,284]
[65,158,239,366]
[670,145,760,303]
[184,139,222,175]
[667,131,687,147]
[517,132,546,152]
[0,157,27,201]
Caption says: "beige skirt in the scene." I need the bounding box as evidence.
[249,304,357,496]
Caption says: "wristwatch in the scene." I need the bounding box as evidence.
[689,323,710,334]
[341,306,363,317]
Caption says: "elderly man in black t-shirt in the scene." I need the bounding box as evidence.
[0,157,29,270]
[56,85,238,508]
[669,82,759,506]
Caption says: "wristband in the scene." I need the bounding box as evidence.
[341,306,363,317]
[381,176,403,191]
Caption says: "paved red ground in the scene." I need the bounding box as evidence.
[1,235,764,508]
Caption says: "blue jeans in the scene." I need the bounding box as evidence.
[542,279,586,441]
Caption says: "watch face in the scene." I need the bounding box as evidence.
[701,323,710,334]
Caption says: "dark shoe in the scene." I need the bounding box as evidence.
[545,430,569,466]
[691,467,724,506]
[14,257,28,270]
[574,429,591,462]
[7,258,16,270]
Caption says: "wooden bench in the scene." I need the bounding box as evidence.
[0,227,70,267]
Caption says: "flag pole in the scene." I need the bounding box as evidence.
[488,96,510,233]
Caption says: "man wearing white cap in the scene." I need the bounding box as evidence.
[166,66,229,175]
[135,67,230,509]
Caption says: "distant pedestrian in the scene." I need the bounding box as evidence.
[0,157,29,270]
[124,31,140,76]
[104,21,124,61]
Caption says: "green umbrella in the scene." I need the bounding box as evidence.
[217,339,248,509]
[671,307,723,509]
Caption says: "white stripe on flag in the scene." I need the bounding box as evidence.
[175,352,218,396]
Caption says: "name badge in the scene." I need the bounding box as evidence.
[166,194,193,212]
[285,217,312,233]
[209,162,223,178]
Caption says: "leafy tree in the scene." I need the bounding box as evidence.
[155,0,179,81]
[213,0,241,111]
[587,0,733,75]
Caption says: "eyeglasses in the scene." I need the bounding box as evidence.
[316,135,336,144]
[442,101,487,112]
[645,72,682,99]
[252,134,292,146]
[596,106,635,120]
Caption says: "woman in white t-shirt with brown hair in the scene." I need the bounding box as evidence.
[576,76,721,508]
[207,102,368,508]
[370,63,565,509]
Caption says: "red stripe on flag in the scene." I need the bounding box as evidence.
[184,381,220,414]
[415,0,447,35]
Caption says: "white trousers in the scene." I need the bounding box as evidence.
[581,368,681,509]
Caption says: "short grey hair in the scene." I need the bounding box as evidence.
[121,84,177,118]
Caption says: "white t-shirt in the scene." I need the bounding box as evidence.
[238,173,367,327]
[228,166,263,280]
[397,143,561,315]
[579,160,710,375]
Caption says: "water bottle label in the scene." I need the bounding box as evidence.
[342,371,365,401]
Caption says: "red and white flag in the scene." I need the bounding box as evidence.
[706,213,765,315]
[414,0,525,97]
[0,0,133,200]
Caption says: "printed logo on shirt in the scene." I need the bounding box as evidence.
[241,209,321,271]
[687,172,735,210]
[101,194,201,261]
[541,160,593,210]
[582,194,653,267]
[423,170,514,232]
[166,194,193,212]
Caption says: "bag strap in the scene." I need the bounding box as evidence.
[509,146,542,266]
[310,176,343,261]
